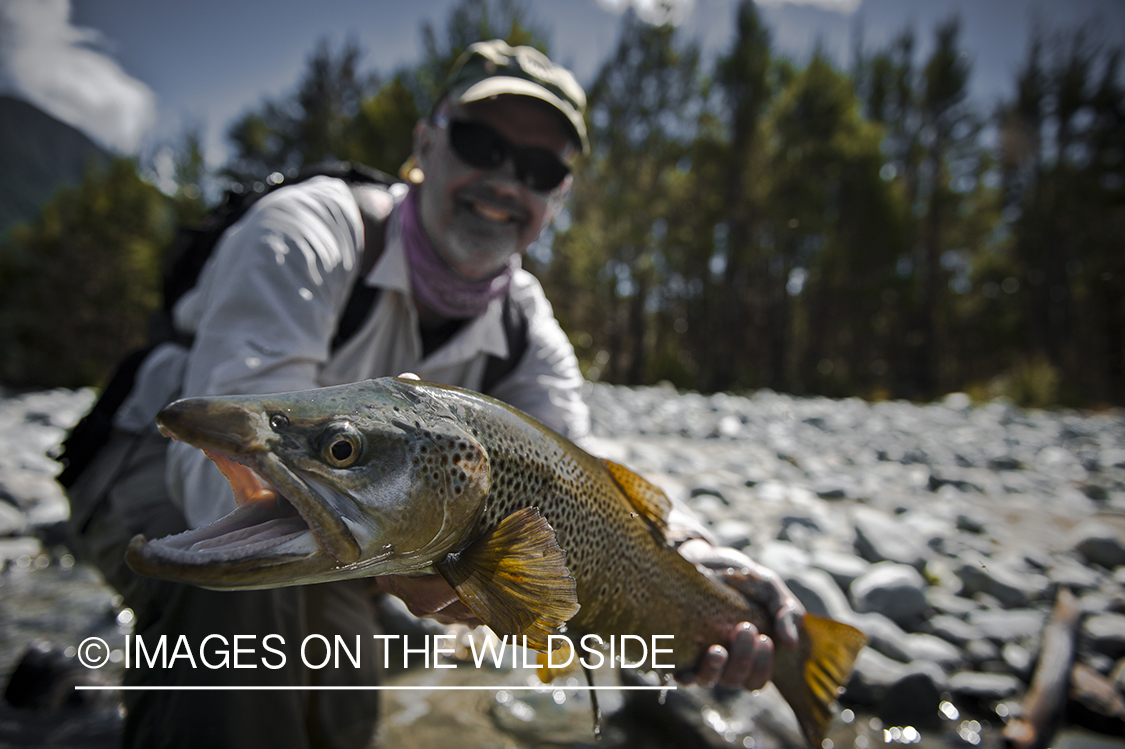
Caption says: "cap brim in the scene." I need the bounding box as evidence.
[453,77,589,155]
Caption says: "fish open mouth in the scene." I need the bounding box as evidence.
[130,440,363,578]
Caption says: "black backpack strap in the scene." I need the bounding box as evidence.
[56,345,158,489]
[331,184,393,352]
[480,291,531,394]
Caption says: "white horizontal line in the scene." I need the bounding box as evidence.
[75,685,676,692]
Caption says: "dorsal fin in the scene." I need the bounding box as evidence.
[437,507,579,653]
[600,459,672,539]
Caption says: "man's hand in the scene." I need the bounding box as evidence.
[374,574,482,626]
[674,538,805,690]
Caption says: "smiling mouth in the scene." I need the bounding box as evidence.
[458,194,527,226]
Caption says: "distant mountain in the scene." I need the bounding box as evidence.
[0,95,111,238]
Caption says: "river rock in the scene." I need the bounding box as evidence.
[0,500,27,537]
[901,632,964,671]
[877,669,943,728]
[1049,556,1104,591]
[848,611,912,663]
[967,608,1047,645]
[925,614,983,647]
[809,549,870,591]
[850,562,928,630]
[783,567,854,621]
[1071,520,1125,569]
[947,671,1023,701]
[853,507,931,569]
[844,649,945,707]
[954,555,1049,608]
[1083,613,1125,659]
[964,638,1002,667]
[927,587,981,618]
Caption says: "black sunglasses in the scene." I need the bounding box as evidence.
[433,113,571,192]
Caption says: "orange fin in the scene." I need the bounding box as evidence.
[601,459,671,539]
[772,613,868,747]
[438,507,579,653]
[536,638,579,683]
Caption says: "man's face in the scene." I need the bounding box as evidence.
[414,95,574,281]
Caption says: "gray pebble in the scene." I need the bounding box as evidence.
[0,500,27,537]
[947,671,1023,701]
[925,614,983,647]
[1071,520,1125,569]
[967,608,1047,645]
[851,562,929,630]
[853,507,931,570]
[783,567,854,622]
[810,549,871,591]
[1082,612,1125,659]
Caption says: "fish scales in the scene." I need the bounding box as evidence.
[451,396,760,664]
[127,377,867,746]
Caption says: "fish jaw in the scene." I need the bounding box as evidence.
[127,380,492,589]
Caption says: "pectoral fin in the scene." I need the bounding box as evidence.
[601,459,671,539]
[437,507,579,653]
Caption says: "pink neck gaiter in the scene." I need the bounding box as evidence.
[399,187,516,320]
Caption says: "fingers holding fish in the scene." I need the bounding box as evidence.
[375,574,483,627]
[678,538,804,649]
[675,621,774,691]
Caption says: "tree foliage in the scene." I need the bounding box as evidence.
[5,2,1122,406]
[0,159,175,387]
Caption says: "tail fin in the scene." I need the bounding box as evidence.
[770,613,867,748]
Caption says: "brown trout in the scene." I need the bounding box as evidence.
[126,377,866,745]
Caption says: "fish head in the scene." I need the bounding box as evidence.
[126,378,490,588]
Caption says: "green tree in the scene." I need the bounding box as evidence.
[550,12,701,385]
[225,38,378,181]
[999,27,1125,403]
[0,159,174,387]
[707,0,774,391]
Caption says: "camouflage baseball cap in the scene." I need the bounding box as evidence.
[445,40,588,154]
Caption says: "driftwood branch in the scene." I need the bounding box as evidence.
[1003,587,1081,749]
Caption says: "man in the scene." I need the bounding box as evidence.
[67,40,802,749]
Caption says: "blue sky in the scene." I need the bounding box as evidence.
[2,0,1123,167]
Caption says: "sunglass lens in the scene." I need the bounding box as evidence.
[449,121,506,170]
[517,151,570,191]
[448,119,569,191]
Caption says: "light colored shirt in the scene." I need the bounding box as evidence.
[117,176,589,528]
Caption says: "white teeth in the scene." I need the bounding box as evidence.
[471,201,513,223]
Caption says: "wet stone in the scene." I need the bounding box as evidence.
[967,608,1047,645]
[810,548,871,591]
[1049,557,1103,592]
[1071,520,1125,569]
[853,507,931,570]
[925,614,983,647]
[1082,613,1125,659]
[0,500,27,537]
[877,670,944,728]
[947,671,1023,701]
[850,562,929,631]
[955,556,1049,609]
[784,567,854,621]
[964,639,1002,668]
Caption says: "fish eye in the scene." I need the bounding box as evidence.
[270,413,289,430]
[321,425,363,468]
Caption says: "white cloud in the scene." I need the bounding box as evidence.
[753,0,861,15]
[596,0,697,26]
[0,0,156,152]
